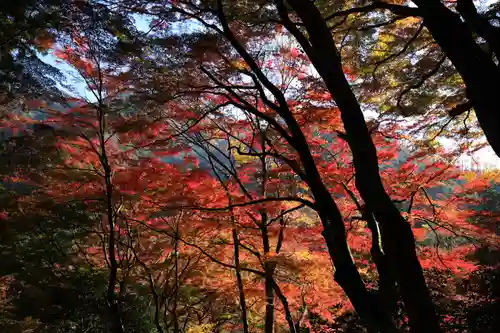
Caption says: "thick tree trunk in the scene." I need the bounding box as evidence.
[412,0,500,158]
[344,186,399,314]
[456,0,500,59]
[290,134,399,333]
[315,192,399,333]
[281,1,441,332]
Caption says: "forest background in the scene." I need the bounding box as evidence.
[0,1,499,333]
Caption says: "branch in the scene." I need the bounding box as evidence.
[448,99,474,117]
[372,23,424,80]
[233,145,307,180]
[275,0,312,54]
[162,196,316,211]
[131,216,266,277]
[267,204,305,227]
[457,0,500,58]
[199,66,295,144]
[215,0,289,110]
[325,1,421,21]
[396,55,446,110]
[271,279,298,333]
[428,116,456,142]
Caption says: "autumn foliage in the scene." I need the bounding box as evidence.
[0,1,499,333]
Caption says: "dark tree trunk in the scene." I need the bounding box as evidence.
[172,228,180,333]
[412,0,500,158]
[215,2,398,331]
[315,192,399,333]
[280,1,441,332]
[366,210,399,315]
[232,229,250,333]
[290,133,399,333]
[264,268,275,333]
[100,104,125,333]
[344,185,399,314]
[261,213,275,333]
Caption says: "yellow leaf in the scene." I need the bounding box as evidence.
[187,323,215,333]
[231,60,248,70]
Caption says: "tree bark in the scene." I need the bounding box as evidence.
[311,181,399,333]
[365,207,399,315]
[261,212,275,333]
[456,0,500,60]
[344,185,399,314]
[280,1,441,332]
[411,0,500,158]
[232,228,250,333]
[172,225,180,333]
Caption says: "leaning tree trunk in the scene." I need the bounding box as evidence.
[291,134,400,333]
[315,200,399,333]
[279,1,441,332]
[412,0,500,158]
[214,2,399,331]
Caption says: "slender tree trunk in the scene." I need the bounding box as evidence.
[280,1,440,332]
[271,279,298,333]
[104,175,124,333]
[232,228,250,333]
[99,104,125,333]
[412,0,500,157]
[261,213,275,333]
[172,224,180,333]
[259,133,275,333]
[264,268,275,333]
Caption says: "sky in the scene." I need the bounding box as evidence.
[38,2,500,169]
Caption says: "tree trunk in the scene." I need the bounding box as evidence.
[172,226,180,333]
[286,123,399,332]
[366,210,398,315]
[412,0,500,157]
[269,85,400,332]
[313,174,400,333]
[261,213,275,333]
[345,185,398,314]
[264,268,275,333]
[232,229,250,333]
[215,3,397,331]
[281,1,441,332]
[100,104,125,333]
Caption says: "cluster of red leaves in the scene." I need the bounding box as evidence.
[1,36,497,331]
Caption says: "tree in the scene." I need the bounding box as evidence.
[305,0,500,157]
[1,1,499,332]
[405,0,500,158]
[115,0,444,331]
